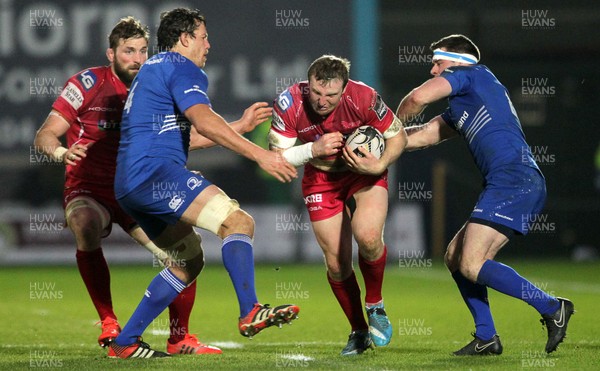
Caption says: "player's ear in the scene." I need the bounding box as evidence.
[179,33,190,48]
[106,48,115,63]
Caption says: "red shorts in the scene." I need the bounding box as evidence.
[301,164,388,222]
[63,178,137,238]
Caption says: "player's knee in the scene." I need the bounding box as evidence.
[219,209,254,238]
[160,232,205,283]
[444,249,458,271]
[195,192,248,237]
[355,230,383,258]
[65,197,109,250]
[67,210,104,250]
[183,254,205,281]
[458,260,480,283]
[355,230,382,249]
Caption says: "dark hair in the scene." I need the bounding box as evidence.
[430,34,480,61]
[108,16,149,50]
[157,8,205,51]
[307,55,351,87]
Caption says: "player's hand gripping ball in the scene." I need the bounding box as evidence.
[345,126,385,159]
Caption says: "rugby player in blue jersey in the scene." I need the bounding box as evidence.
[109,8,299,358]
[396,34,573,355]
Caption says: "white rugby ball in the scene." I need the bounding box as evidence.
[345,126,385,159]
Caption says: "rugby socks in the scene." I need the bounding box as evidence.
[358,245,387,306]
[452,270,497,341]
[327,271,369,331]
[75,248,116,321]
[167,280,197,343]
[222,234,259,318]
[477,260,560,316]
[114,268,185,346]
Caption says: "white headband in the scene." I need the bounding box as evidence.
[432,49,478,64]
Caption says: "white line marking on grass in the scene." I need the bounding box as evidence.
[279,353,314,362]
[211,341,244,349]
[254,341,343,346]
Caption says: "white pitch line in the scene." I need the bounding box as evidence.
[210,341,244,349]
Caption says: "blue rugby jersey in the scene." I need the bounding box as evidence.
[439,65,539,178]
[115,52,211,198]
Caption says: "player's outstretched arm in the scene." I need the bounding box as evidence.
[189,102,272,150]
[34,110,87,165]
[396,77,453,122]
[404,115,458,151]
[185,103,297,182]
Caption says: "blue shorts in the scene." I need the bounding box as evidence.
[116,160,212,239]
[470,165,546,236]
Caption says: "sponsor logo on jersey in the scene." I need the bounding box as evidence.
[97,120,120,131]
[77,70,97,91]
[303,193,322,204]
[187,177,203,190]
[372,94,389,121]
[298,124,317,134]
[456,110,469,130]
[88,106,118,112]
[168,195,185,212]
[277,90,293,112]
[184,85,206,95]
[60,82,84,110]
[272,111,286,132]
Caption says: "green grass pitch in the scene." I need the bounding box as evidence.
[1,259,598,370]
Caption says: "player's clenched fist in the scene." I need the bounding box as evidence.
[312,132,344,157]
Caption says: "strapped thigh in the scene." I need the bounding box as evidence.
[64,195,110,232]
[195,192,240,234]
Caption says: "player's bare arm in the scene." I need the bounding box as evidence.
[404,115,458,151]
[268,131,343,168]
[34,110,88,166]
[185,103,297,182]
[396,77,453,122]
[189,102,272,150]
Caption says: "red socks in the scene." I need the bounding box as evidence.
[359,245,387,305]
[76,248,116,320]
[327,271,368,331]
[168,280,197,343]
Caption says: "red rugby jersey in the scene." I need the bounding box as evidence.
[52,66,128,187]
[271,79,394,168]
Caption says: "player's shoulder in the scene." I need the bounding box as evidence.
[274,81,306,114]
[65,66,110,93]
[343,79,380,110]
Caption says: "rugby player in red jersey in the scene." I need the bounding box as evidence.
[33,16,271,356]
[268,55,407,355]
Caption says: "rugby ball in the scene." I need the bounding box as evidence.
[345,126,385,159]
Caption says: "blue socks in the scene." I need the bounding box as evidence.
[222,234,258,318]
[452,271,497,341]
[477,260,560,316]
[114,268,186,346]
